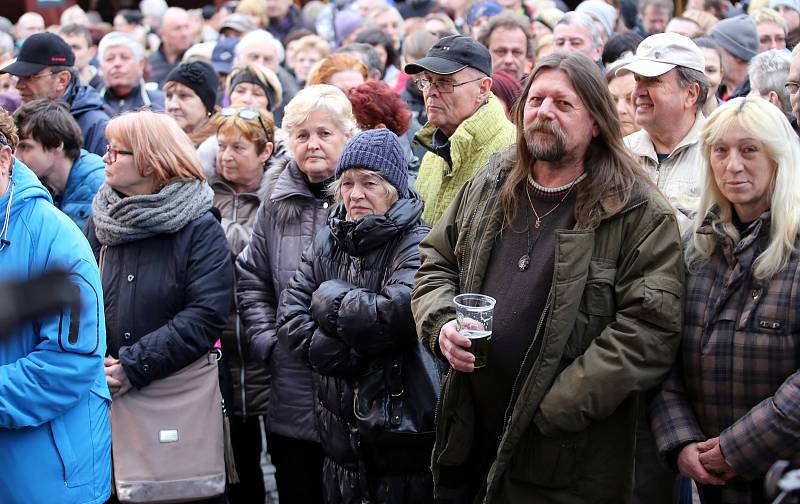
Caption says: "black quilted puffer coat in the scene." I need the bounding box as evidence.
[276,193,434,504]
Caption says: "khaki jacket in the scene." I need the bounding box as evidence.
[414,93,516,226]
[411,148,685,503]
[624,111,706,232]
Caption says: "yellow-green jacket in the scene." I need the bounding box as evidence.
[414,93,515,226]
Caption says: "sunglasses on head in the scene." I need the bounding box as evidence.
[220,107,272,141]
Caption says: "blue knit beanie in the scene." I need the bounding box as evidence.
[335,129,408,198]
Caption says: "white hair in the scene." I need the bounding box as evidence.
[235,29,285,64]
[748,49,792,114]
[688,96,800,281]
[556,12,603,49]
[98,31,145,61]
[282,84,358,143]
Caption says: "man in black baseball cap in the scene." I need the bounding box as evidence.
[404,34,515,225]
[1,32,110,157]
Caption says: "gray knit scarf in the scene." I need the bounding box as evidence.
[92,179,214,246]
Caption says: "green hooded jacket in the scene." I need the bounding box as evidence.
[411,148,685,503]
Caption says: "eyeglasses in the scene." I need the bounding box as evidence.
[415,76,485,93]
[220,107,273,142]
[785,81,800,95]
[16,71,55,84]
[105,145,134,164]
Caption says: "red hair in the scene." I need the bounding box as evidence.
[347,81,411,136]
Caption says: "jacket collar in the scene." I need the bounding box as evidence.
[697,203,771,256]
[626,109,706,164]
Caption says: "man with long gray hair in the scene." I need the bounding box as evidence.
[412,51,684,503]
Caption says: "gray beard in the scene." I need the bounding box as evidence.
[524,121,567,162]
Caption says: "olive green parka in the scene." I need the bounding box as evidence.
[411,148,685,503]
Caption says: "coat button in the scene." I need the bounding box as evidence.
[123,332,131,341]
[751,289,761,299]
[127,274,135,282]
[323,202,329,209]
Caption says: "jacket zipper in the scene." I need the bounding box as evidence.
[502,288,553,430]
[231,194,248,416]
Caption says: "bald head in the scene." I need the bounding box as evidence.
[235,30,282,71]
[160,8,194,57]
[15,13,45,41]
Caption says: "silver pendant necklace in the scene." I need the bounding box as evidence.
[517,175,581,272]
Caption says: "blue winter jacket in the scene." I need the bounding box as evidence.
[58,149,105,230]
[0,160,112,504]
[67,83,111,157]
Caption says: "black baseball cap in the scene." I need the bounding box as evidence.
[0,32,75,77]
[404,35,492,77]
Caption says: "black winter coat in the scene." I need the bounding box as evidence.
[276,194,434,504]
[86,211,233,389]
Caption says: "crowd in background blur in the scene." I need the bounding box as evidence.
[2,0,800,502]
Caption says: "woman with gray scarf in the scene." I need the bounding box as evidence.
[86,110,233,503]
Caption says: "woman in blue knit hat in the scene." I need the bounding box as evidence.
[276,128,436,503]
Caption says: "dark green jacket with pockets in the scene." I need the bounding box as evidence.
[411,148,685,503]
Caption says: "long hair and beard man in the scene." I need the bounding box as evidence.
[501,52,655,229]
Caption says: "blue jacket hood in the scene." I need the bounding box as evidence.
[69,83,107,115]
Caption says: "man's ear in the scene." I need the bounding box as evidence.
[767,90,783,110]
[54,70,72,94]
[479,76,493,102]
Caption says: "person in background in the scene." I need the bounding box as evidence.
[771,0,800,48]
[148,7,195,87]
[354,29,401,88]
[787,43,800,132]
[709,15,760,100]
[399,30,439,136]
[197,63,284,175]
[424,13,459,40]
[13,12,44,46]
[749,49,793,118]
[211,106,278,504]
[665,16,703,39]
[236,85,357,504]
[336,43,384,83]
[236,0,269,29]
[405,35,515,225]
[553,12,605,66]
[289,35,331,86]
[347,80,417,178]
[694,37,724,116]
[363,5,405,50]
[490,70,523,119]
[266,0,311,43]
[637,0,673,36]
[58,24,103,90]
[113,9,149,49]
[0,103,111,504]
[277,128,433,504]
[97,32,165,117]
[87,110,232,504]
[467,1,504,38]
[576,0,618,42]
[164,61,220,148]
[651,96,800,504]
[234,29,300,125]
[606,57,640,137]
[477,11,534,81]
[602,31,644,65]
[307,53,369,91]
[13,100,104,230]
[0,33,110,157]
[751,8,788,53]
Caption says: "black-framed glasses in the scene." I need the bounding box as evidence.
[105,145,133,164]
[415,76,484,93]
[220,107,273,142]
[785,81,800,95]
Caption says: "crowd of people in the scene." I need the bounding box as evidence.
[1,0,800,503]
